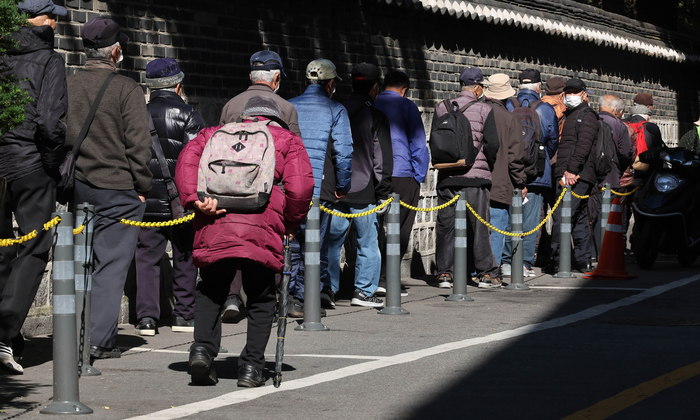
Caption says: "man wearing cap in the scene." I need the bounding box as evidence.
[66,16,152,360]
[373,71,430,296]
[547,78,599,273]
[133,58,205,337]
[433,67,501,288]
[541,76,567,124]
[288,59,353,314]
[502,69,559,278]
[482,74,526,275]
[218,50,300,320]
[0,0,68,374]
[626,92,664,151]
[679,115,700,153]
[328,63,393,307]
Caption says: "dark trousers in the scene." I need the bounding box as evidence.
[195,258,276,370]
[435,186,498,278]
[288,201,333,301]
[135,225,197,321]
[74,180,145,348]
[587,190,602,258]
[378,177,421,281]
[0,170,55,346]
[550,181,594,266]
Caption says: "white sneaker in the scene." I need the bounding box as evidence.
[437,274,452,289]
[0,342,23,374]
[500,263,511,277]
[524,266,536,277]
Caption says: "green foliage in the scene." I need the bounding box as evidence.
[0,0,30,136]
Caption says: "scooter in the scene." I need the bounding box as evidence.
[632,147,700,269]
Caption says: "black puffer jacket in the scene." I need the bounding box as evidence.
[0,25,66,182]
[145,90,205,219]
[554,102,599,185]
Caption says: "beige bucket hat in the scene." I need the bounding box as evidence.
[484,73,516,100]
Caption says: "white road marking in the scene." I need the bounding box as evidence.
[528,286,649,291]
[124,275,700,420]
[121,347,387,360]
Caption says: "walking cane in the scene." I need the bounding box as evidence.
[273,236,292,388]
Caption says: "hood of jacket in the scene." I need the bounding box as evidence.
[8,25,54,56]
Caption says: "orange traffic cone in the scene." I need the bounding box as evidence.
[583,197,637,280]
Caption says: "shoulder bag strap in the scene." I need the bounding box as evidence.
[72,72,117,157]
[148,113,173,182]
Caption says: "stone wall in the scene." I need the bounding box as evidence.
[21,0,700,332]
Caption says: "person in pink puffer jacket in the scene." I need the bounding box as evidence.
[174,96,314,387]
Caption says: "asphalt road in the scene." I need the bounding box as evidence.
[2,255,700,420]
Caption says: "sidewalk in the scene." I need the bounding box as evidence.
[2,256,700,419]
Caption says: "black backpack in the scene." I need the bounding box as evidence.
[429,99,481,170]
[573,108,615,181]
[508,98,547,182]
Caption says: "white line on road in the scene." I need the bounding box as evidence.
[125,275,700,420]
[122,347,387,360]
[528,286,649,291]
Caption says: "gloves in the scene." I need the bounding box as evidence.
[375,199,390,216]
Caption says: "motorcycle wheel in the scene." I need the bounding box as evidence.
[635,223,658,270]
[678,249,698,267]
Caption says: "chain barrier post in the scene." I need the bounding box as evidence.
[447,190,474,302]
[295,198,329,332]
[74,203,100,377]
[599,184,612,257]
[41,212,92,415]
[379,194,409,315]
[506,189,529,290]
[554,188,577,279]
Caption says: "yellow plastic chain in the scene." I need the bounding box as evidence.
[465,187,568,238]
[319,197,394,218]
[0,215,62,247]
[572,185,641,199]
[399,194,461,212]
[73,225,86,235]
[610,186,640,196]
[120,212,195,227]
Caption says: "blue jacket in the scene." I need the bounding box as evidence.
[506,89,559,189]
[289,84,353,200]
[374,90,430,183]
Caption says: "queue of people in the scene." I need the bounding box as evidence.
[1,2,677,386]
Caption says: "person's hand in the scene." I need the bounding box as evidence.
[285,225,298,241]
[563,171,580,186]
[521,187,528,199]
[375,199,389,216]
[139,195,146,203]
[335,190,347,200]
[193,197,226,216]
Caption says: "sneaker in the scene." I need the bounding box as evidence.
[375,280,387,296]
[351,290,384,308]
[478,274,503,289]
[375,280,408,296]
[221,295,243,323]
[288,298,304,318]
[189,345,218,385]
[172,316,194,333]
[320,287,336,308]
[0,343,23,374]
[500,263,512,277]
[524,266,536,277]
[437,273,452,289]
[135,317,157,336]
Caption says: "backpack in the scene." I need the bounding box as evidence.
[197,119,277,213]
[572,108,615,181]
[627,121,648,155]
[508,98,547,182]
[429,99,481,170]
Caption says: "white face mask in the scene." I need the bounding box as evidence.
[330,87,336,99]
[273,85,279,93]
[564,95,582,109]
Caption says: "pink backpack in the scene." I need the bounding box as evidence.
[197,119,277,212]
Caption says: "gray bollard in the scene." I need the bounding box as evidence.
[295,198,329,331]
[379,194,409,315]
[74,203,100,377]
[599,183,612,256]
[41,212,92,415]
[506,189,530,290]
[554,187,577,278]
[446,190,474,302]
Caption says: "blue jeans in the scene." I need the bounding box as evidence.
[328,202,380,296]
[503,191,544,269]
[489,203,510,267]
[289,201,333,301]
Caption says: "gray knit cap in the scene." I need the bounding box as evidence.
[630,104,652,116]
[241,96,283,122]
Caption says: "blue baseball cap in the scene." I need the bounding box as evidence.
[250,50,287,77]
[459,67,484,86]
[18,0,67,17]
[145,58,184,88]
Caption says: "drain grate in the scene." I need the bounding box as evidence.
[604,318,700,326]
